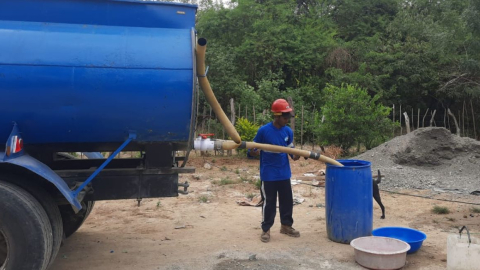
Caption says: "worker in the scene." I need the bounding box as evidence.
[249,98,300,243]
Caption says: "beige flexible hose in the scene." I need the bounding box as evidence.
[221,141,343,166]
[196,38,242,145]
[195,38,343,167]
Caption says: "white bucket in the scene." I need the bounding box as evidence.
[447,226,480,270]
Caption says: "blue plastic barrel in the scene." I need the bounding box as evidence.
[325,160,373,243]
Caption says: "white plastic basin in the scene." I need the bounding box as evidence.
[350,236,411,270]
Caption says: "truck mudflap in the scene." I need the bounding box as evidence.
[1,123,82,211]
[0,152,82,212]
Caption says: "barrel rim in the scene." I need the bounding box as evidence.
[326,159,371,168]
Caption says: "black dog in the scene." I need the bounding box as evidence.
[373,170,385,219]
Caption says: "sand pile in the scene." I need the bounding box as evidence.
[355,127,480,194]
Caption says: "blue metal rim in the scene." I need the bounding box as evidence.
[326,159,372,169]
[372,227,427,242]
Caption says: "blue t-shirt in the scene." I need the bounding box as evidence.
[253,122,294,181]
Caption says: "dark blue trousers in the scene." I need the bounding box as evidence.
[260,179,294,232]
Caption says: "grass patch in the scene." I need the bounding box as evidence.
[198,195,209,203]
[212,177,240,186]
[156,201,161,208]
[220,166,227,171]
[211,159,216,163]
[240,176,251,182]
[235,169,240,174]
[471,207,480,213]
[446,217,456,222]
[254,179,261,190]
[432,206,450,214]
[245,193,256,200]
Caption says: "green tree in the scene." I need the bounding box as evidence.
[317,84,396,153]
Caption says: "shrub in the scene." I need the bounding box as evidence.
[432,206,450,214]
[198,195,209,203]
[317,84,398,153]
[235,117,260,142]
[471,207,480,213]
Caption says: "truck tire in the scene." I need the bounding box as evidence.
[2,177,63,268]
[55,152,96,238]
[0,181,53,270]
[60,201,95,238]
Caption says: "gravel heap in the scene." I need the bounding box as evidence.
[354,127,480,195]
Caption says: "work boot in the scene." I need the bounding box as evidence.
[280,225,300,237]
[261,230,270,243]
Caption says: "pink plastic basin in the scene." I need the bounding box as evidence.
[350,236,411,270]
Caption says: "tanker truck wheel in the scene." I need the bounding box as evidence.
[0,181,53,270]
[2,176,64,268]
[60,201,95,238]
[55,152,96,238]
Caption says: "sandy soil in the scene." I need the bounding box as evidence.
[50,152,480,270]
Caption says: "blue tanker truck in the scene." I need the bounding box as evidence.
[0,1,339,269]
[0,0,198,269]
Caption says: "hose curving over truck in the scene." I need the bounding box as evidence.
[195,38,342,167]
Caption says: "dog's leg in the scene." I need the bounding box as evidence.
[373,170,385,219]
[373,183,385,219]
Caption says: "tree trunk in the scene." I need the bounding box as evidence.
[230,98,236,126]
[448,108,461,135]
[238,104,241,121]
[229,98,235,156]
[287,97,295,133]
[411,108,414,131]
[392,104,395,136]
[400,104,402,135]
[301,105,304,149]
[471,100,477,139]
[417,108,420,129]
[463,100,467,137]
[444,107,447,128]
[458,110,461,134]
[201,105,207,133]
[208,106,212,133]
[422,108,429,127]
[403,112,411,133]
[430,110,437,127]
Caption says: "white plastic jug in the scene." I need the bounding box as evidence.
[447,226,480,270]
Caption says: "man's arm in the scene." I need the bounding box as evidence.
[248,126,263,157]
[287,128,300,161]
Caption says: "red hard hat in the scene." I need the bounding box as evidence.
[271,99,292,115]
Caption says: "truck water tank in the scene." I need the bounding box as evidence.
[0,0,198,151]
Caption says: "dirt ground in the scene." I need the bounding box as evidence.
[50,152,480,270]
